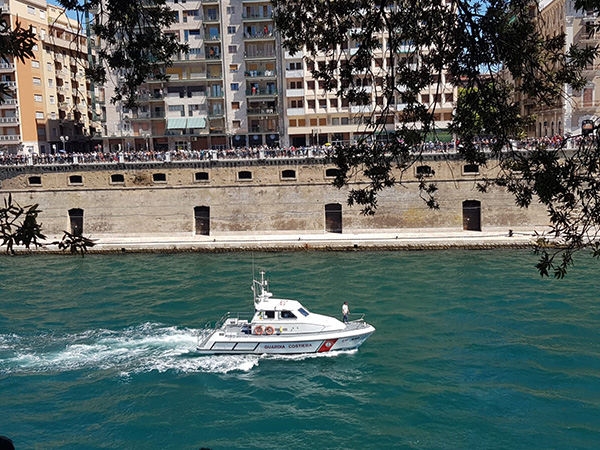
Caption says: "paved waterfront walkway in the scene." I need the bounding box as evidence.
[34,227,543,253]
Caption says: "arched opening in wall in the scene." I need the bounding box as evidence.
[462,200,481,231]
[325,203,342,233]
[194,206,210,236]
[69,208,84,236]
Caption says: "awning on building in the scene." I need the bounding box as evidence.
[167,118,188,129]
[187,117,206,129]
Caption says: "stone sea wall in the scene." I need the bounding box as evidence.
[0,157,550,237]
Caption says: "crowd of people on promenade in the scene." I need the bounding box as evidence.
[0,135,593,167]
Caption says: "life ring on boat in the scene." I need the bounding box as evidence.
[254,326,263,335]
[265,326,274,335]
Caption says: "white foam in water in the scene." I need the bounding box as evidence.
[0,324,352,376]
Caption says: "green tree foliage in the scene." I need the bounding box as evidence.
[56,0,187,108]
[0,195,46,254]
[0,195,96,256]
[273,0,600,276]
[0,13,36,101]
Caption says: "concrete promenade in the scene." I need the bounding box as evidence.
[32,227,543,254]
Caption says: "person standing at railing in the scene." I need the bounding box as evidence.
[342,301,349,323]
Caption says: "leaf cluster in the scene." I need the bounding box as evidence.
[52,230,96,257]
[274,0,600,276]
[0,194,46,254]
[0,16,36,102]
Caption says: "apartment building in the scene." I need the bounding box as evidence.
[96,0,457,152]
[524,0,600,137]
[0,0,101,154]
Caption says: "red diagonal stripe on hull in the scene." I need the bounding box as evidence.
[318,339,338,352]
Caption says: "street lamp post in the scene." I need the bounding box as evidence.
[60,135,69,153]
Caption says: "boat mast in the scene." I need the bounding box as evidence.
[253,271,271,306]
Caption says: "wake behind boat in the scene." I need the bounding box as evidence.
[197,272,375,355]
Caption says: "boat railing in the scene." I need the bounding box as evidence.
[214,311,253,330]
[348,312,366,323]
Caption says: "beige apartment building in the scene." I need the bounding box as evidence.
[98,0,456,152]
[0,0,101,155]
[526,0,600,137]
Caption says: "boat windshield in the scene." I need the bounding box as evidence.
[298,307,309,317]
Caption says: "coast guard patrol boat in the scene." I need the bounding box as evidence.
[197,272,375,354]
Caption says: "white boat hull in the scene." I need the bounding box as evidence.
[197,326,375,355]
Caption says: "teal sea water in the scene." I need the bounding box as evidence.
[1,250,599,450]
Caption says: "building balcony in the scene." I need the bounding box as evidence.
[242,12,273,21]
[286,88,304,97]
[245,88,277,97]
[204,33,221,42]
[350,104,373,113]
[286,107,305,116]
[205,53,222,61]
[285,69,303,78]
[243,31,275,41]
[138,93,164,101]
[247,107,277,115]
[203,14,220,23]
[244,69,276,78]
[0,117,19,125]
[284,50,304,59]
[0,134,21,142]
[0,63,15,72]
[0,99,17,107]
[249,126,278,133]
[245,51,276,60]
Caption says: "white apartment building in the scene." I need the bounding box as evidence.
[98,0,456,152]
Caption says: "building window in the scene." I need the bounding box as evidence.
[32,60,40,68]
[27,6,35,14]
[47,62,52,71]
[463,164,479,174]
[68,175,83,185]
[231,101,240,110]
[231,83,239,91]
[48,79,53,87]
[325,168,340,178]
[34,94,43,102]
[232,120,241,128]
[228,45,237,53]
[194,171,209,182]
[238,170,252,180]
[35,111,44,119]
[28,176,42,186]
[153,173,167,183]
[226,6,235,14]
[227,26,236,34]
[229,64,238,73]
[110,174,125,184]
[49,95,55,104]
[281,169,296,180]
[416,165,434,176]
[33,77,41,85]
